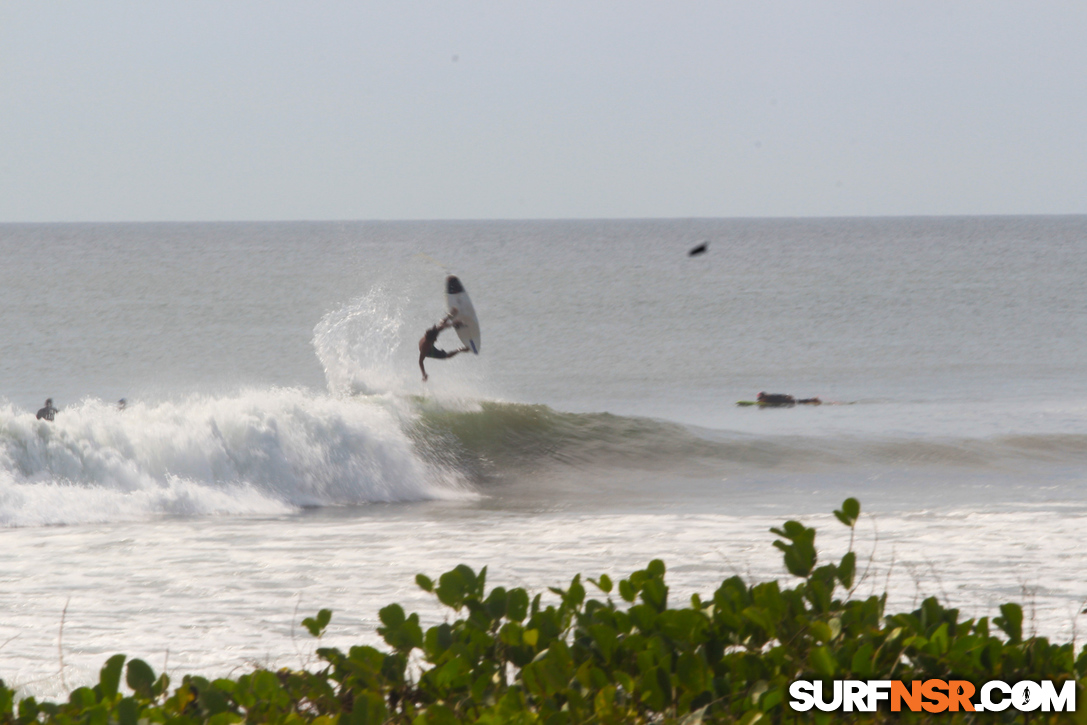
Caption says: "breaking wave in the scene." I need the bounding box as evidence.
[3,390,1086,528]
[0,389,467,528]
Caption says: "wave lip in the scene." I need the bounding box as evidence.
[0,389,467,528]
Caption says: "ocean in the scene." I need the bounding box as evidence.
[1,217,1086,696]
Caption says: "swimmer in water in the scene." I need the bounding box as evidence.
[755,392,822,407]
[36,398,58,421]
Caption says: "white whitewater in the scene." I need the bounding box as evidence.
[0,389,467,528]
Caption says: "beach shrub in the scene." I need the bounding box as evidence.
[2,498,1085,723]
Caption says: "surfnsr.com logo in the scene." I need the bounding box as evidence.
[789,679,1076,713]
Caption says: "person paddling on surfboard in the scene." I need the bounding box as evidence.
[418,311,470,382]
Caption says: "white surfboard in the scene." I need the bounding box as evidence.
[446,275,481,354]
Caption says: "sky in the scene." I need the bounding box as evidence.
[2,1,1086,222]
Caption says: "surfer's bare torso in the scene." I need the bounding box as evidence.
[418,312,468,382]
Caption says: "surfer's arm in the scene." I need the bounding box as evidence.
[418,351,428,382]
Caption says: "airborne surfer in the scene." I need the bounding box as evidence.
[418,310,470,382]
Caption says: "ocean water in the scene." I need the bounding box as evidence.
[1,217,1086,696]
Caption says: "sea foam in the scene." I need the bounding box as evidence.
[0,390,465,528]
[313,283,410,398]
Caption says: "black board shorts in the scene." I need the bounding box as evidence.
[426,348,452,360]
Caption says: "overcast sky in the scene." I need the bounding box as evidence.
[2,2,1085,222]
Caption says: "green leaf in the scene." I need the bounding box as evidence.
[810,621,833,644]
[834,498,861,527]
[347,645,386,673]
[641,578,668,612]
[850,642,874,677]
[98,654,126,700]
[588,623,618,663]
[995,602,1023,644]
[929,622,950,655]
[506,588,530,622]
[416,574,434,592]
[742,606,775,636]
[249,670,281,703]
[771,520,817,578]
[68,687,96,709]
[199,685,233,716]
[738,710,764,725]
[17,697,40,721]
[594,684,618,721]
[434,657,470,691]
[838,552,856,589]
[302,609,332,637]
[484,587,508,620]
[152,673,170,698]
[761,687,783,713]
[436,566,475,609]
[418,703,457,725]
[379,603,405,628]
[809,646,837,677]
[566,575,586,607]
[378,606,422,652]
[499,622,523,646]
[116,697,140,725]
[638,667,669,711]
[676,652,707,694]
[125,659,156,699]
[589,574,613,593]
[347,691,391,725]
[207,713,243,725]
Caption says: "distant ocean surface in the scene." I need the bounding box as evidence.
[2,217,1086,696]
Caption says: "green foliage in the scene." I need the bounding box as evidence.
[833,497,861,528]
[99,654,125,700]
[3,497,1085,723]
[301,608,332,638]
[770,519,817,578]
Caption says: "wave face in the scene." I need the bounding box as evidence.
[407,399,1087,480]
[409,400,755,478]
[0,390,464,528]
